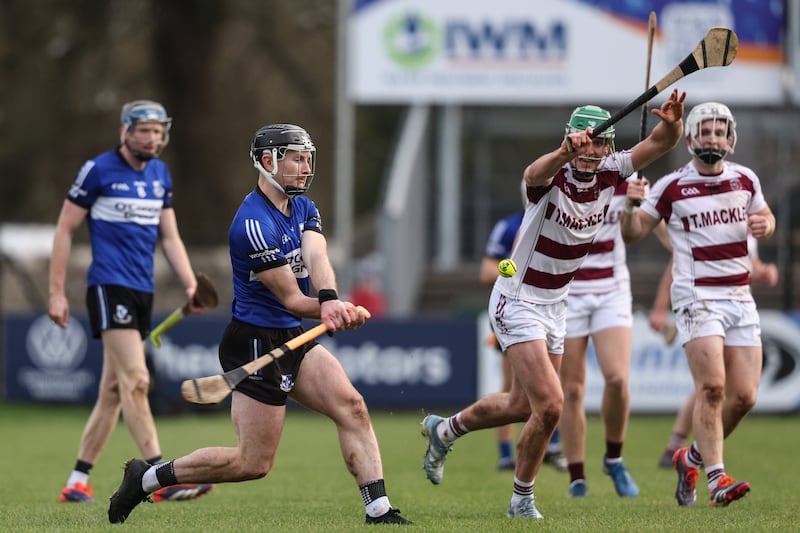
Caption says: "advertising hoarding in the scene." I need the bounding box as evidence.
[349,0,784,105]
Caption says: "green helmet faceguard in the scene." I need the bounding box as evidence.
[565,105,616,177]
[565,105,615,141]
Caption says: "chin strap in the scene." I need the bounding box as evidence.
[257,159,308,197]
[266,175,306,197]
[693,149,726,164]
[570,160,602,180]
[131,151,156,162]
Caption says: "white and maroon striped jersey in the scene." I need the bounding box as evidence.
[568,175,644,295]
[494,150,634,304]
[640,161,767,307]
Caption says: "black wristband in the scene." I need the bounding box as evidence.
[318,289,339,304]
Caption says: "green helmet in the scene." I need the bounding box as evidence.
[565,105,614,140]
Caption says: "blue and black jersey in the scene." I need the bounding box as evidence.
[485,211,523,260]
[228,187,322,328]
[67,149,172,292]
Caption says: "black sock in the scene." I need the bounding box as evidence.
[359,479,387,506]
[155,460,178,487]
[146,455,163,466]
[74,460,93,474]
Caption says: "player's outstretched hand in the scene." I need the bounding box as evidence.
[652,89,686,124]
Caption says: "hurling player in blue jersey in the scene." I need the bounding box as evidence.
[49,100,213,504]
[107,124,412,525]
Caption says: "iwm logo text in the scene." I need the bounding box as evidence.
[385,12,567,69]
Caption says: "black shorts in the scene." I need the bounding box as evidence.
[86,285,153,340]
[218,319,318,406]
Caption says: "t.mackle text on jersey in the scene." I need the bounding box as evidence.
[681,205,747,231]
[550,203,607,231]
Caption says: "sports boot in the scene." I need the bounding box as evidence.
[60,482,95,503]
[365,508,413,524]
[108,459,152,523]
[506,496,544,519]
[421,415,452,485]
[673,448,699,506]
[709,475,750,507]
[603,455,639,497]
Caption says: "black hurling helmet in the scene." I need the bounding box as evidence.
[250,124,316,197]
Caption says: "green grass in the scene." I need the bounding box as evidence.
[0,402,797,532]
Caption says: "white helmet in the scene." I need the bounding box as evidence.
[685,102,736,164]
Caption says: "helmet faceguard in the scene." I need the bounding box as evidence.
[250,124,316,197]
[565,105,615,177]
[119,100,172,161]
[685,102,736,164]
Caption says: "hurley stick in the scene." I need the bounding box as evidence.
[591,26,738,139]
[150,272,219,348]
[181,307,371,405]
[632,10,658,207]
[639,11,658,142]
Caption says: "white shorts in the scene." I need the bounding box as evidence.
[565,290,633,339]
[674,299,761,347]
[488,289,567,355]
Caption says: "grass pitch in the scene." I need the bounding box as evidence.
[0,402,797,532]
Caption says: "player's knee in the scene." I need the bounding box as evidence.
[237,453,274,480]
[541,399,562,426]
[98,381,121,405]
[562,381,584,404]
[244,462,271,480]
[120,371,150,397]
[343,392,370,422]
[731,389,757,415]
[700,383,725,405]
[241,463,271,480]
[133,374,151,395]
[603,373,627,394]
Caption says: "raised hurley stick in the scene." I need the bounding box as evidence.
[181,306,371,404]
[639,11,658,142]
[632,10,658,207]
[149,272,219,348]
[589,26,737,139]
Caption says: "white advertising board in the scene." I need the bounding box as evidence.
[477,310,800,413]
[349,0,784,105]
